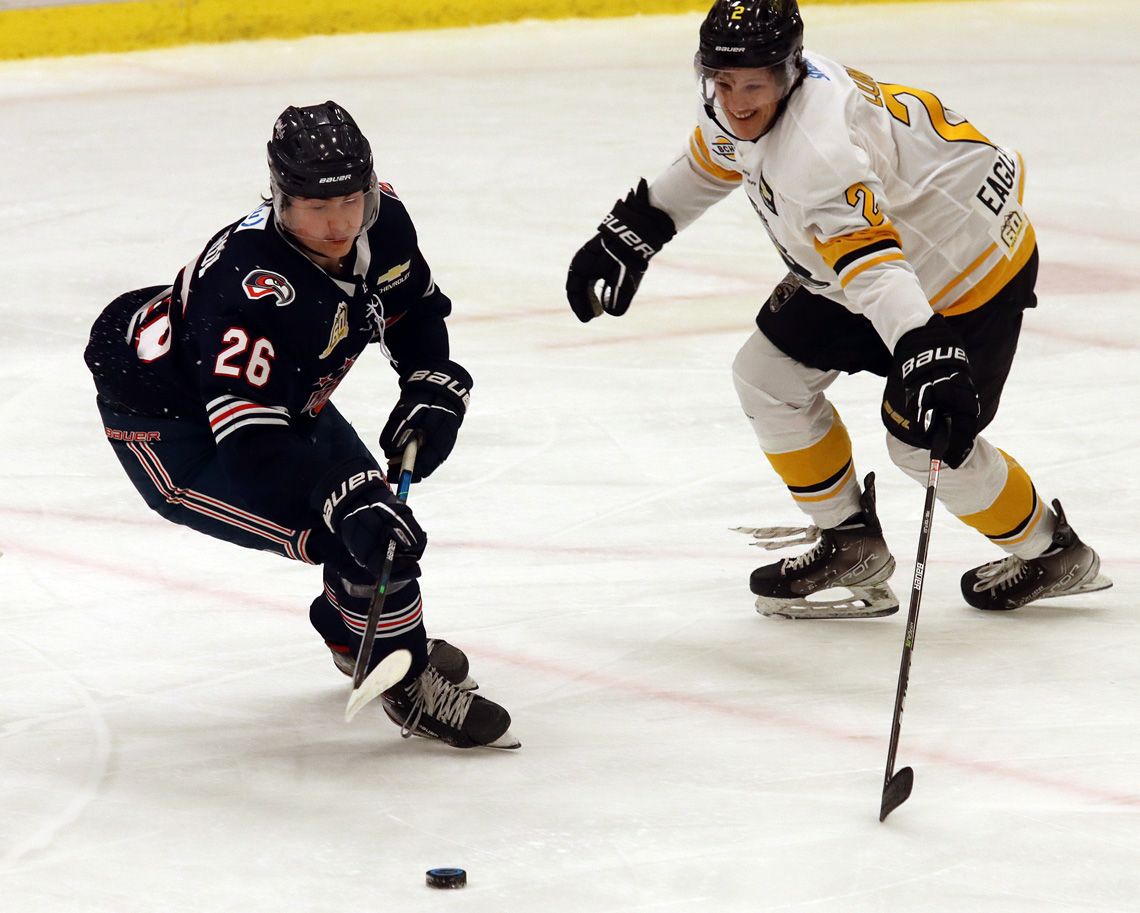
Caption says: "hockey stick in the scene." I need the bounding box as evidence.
[345,437,419,722]
[879,421,950,821]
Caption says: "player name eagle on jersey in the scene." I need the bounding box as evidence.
[653,53,1036,349]
[87,183,451,444]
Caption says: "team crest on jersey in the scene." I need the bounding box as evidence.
[302,356,356,416]
[711,135,737,162]
[320,302,349,359]
[758,172,778,215]
[243,270,295,306]
[378,181,399,201]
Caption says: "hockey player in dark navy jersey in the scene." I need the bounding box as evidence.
[84,101,518,750]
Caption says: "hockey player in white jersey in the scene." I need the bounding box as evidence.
[565,0,1111,618]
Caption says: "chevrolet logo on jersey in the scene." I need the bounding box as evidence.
[319,302,349,359]
[376,259,411,292]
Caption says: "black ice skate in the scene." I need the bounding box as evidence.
[739,473,899,619]
[961,500,1112,610]
[381,664,520,750]
[328,637,478,691]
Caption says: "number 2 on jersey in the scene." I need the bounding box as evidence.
[215,328,274,387]
[846,67,992,147]
[845,182,884,227]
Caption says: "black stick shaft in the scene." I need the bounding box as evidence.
[351,439,419,690]
[882,456,942,776]
[880,422,950,818]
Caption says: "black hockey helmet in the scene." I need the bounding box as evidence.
[267,100,374,199]
[697,0,804,71]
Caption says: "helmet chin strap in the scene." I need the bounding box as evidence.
[704,62,808,143]
[274,215,357,273]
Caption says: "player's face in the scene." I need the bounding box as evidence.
[709,67,784,140]
[283,193,367,260]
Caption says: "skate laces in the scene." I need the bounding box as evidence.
[783,536,829,572]
[735,525,821,551]
[399,666,474,739]
[972,555,1030,593]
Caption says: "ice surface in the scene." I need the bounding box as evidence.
[2,3,1138,911]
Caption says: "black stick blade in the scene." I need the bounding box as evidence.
[879,766,914,822]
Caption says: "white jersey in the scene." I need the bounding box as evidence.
[649,52,1036,349]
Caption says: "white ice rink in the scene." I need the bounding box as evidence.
[2,1,1138,910]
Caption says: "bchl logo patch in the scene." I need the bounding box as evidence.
[243,270,295,306]
[711,135,737,161]
[378,181,399,201]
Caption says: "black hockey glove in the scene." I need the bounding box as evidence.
[379,360,472,482]
[889,315,980,469]
[565,178,676,322]
[315,459,426,576]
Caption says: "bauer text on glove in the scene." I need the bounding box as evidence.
[379,360,471,482]
[565,178,676,322]
[314,459,427,575]
[885,315,980,469]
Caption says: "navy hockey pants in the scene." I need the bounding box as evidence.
[95,397,428,679]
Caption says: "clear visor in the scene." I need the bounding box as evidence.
[695,53,800,132]
[272,177,380,244]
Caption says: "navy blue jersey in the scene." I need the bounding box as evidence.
[85,183,459,525]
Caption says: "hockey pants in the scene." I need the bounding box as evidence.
[732,248,1055,559]
[95,398,428,677]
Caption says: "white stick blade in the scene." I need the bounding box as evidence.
[344,648,412,722]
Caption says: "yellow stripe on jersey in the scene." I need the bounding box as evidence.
[939,223,1037,317]
[764,409,853,491]
[957,450,1041,542]
[689,127,742,184]
[839,252,907,288]
[929,242,996,309]
[814,223,904,286]
[936,151,1033,316]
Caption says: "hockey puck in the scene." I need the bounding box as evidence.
[426,867,467,889]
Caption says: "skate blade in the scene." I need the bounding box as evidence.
[1024,572,1114,607]
[398,726,521,750]
[1073,573,1113,595]
[756,585,899,620]
[345,649,413,722]
[486,728,521,750]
